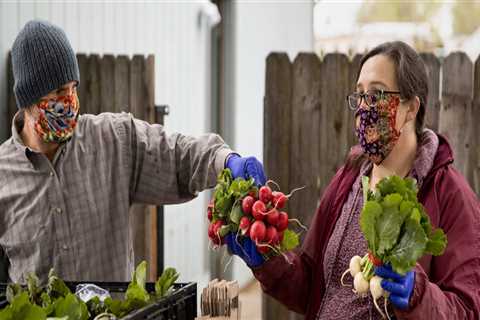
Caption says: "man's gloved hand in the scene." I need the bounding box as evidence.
[374,264,415,310]
[225,233,264,268]
[226,154,266,186]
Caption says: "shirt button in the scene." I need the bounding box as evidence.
[56,208,62,214]
[49,172,54,177]
[62,244,69,250]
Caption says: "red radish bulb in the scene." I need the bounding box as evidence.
[259,186,273,204]
[272,191,288,209]
[266,209,279,226]
[207,201,214,221]
[252,200,267,221]
[250,221,267,242]
[242,195,255,214]
[257,244,270,254]
[265,225,279,245]
[209,220,224,245]
[277,211,289,232]
[239,216,251,236]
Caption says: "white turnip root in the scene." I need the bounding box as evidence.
[370,275,389,319]
[353,272,369,296]
[341,255,362,286]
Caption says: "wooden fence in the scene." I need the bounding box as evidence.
[7,53,161,282]
[263,52,480,320]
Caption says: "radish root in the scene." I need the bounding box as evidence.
[288,218,308,232]
[384,298,392,320]
[373,296,386,319]
[340,269,352,287]
[286,186,306,198]
[266,180,281,191]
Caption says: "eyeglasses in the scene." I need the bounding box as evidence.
[346,90,401,111]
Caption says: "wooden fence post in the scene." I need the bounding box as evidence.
[439,53,474,179]
[263,52,295,320]
[289,53,322,232]
[99,55,116,113]
[320,54,353,193]
[420,53,441,132]
[468,56,480,194]
[115,56,130,113]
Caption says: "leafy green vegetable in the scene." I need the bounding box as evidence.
[85,297,105,317]
[6,283,23,304]
[359,201,382,256]
[281,229,299,251]
[47,270,71,299]
[155,268,179,298]
[229,204,244,225]
[0,291,46,320]
[425,228,448,256]
[387,218,427,274]
[0,261,181,320]
[51,294,89,320]
[360,175,448,277]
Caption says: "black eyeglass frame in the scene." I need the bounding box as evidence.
[346,89,402,111]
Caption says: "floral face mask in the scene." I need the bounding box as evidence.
[354,91,402,165]
[34,93,80,143]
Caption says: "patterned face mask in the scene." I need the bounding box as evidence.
[34,93,80,143]
[355,92,401,165]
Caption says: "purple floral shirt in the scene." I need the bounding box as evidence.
[317,129,439,320]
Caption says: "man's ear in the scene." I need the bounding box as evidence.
[406,96,420,123]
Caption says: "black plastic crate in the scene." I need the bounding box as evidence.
[0,281,197,320]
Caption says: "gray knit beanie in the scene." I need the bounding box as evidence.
[11,20,80,109]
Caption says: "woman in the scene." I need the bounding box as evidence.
[226,41,480,319]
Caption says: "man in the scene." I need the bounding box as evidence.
[0,20,266,283]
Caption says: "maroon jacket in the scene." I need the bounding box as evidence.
[254,135,480,319]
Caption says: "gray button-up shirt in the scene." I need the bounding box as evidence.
[0,112,232,283]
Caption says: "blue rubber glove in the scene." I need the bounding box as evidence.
[225,233,264,268]
[374,264,415,310]
[226,154,266,186]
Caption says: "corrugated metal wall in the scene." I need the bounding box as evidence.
[0,0,215,292]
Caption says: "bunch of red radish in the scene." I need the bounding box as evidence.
[207,185,291,254]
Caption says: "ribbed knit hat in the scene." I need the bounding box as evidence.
[11,20,80,109]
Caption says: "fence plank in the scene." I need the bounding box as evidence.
[99,55,115,113]
[77,54,88,113]
[289,53,322,231]
[130,55,146,119]
[348,54,363,148]
[469,56,480,195]
[145,55,156,123]
[262,52,294,320]
[115,55,130,113]
[320,54,353,192]
[86,54,101,115]
[420,53,441,132]
[439,52,473,177]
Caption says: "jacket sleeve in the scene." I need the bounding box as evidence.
[253,249,314,315]
[396,167,480,319]
[113,112,233,205]
[252,166,348,315]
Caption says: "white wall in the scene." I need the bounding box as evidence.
[0,0,216,297]
[229,1,314,286]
